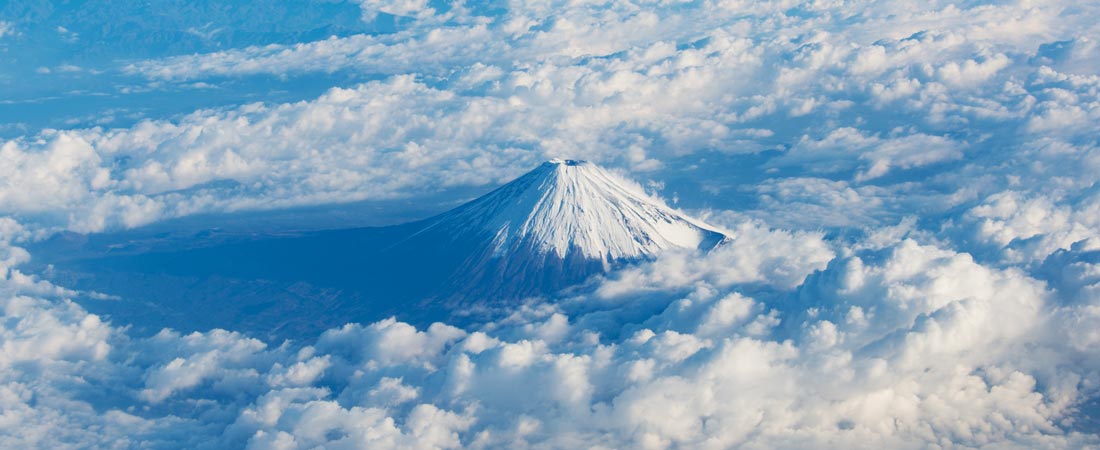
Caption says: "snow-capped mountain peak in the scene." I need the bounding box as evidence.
[381,159,729,304]
[429,159,726,262]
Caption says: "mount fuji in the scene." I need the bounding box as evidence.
[33,160,728,338]
[387,159,727,304]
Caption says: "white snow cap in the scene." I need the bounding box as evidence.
[442,159,726,261]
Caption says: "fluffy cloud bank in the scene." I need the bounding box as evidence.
[2,0,1097,242]
[1,227,1098,448]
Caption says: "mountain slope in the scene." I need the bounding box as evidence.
[388,159,727,304]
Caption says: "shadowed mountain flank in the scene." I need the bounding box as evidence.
[34,161,727,340]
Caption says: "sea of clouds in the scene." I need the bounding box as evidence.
[1,0,1100,448]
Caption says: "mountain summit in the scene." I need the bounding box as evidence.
[421,159,725,261]
[391,159,728,303]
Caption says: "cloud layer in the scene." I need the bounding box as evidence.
[0,1,1095,238]
[2,225,1099,448]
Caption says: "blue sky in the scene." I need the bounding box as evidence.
[1,0,1100,448]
